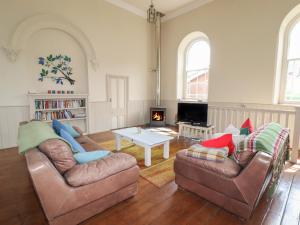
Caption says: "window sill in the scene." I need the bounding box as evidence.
[278,102,300,107]
[178,99,208,103]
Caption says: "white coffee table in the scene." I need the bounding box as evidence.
[112,127,174,167]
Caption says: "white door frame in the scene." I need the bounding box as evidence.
[106,74,129,129]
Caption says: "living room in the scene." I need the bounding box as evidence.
[1,0,300,224]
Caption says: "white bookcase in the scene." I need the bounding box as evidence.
[28,93,89,133]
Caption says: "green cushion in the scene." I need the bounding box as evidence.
[240,127,250,135]
[18,121,71,154]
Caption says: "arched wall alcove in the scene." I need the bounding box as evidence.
[1,14,99,132]
[2,14,99,98]
[4,14,98,70]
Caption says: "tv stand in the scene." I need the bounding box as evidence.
[190,122,211,127]
[177,122,215,140]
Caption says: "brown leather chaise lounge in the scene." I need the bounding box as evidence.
[174,141,288,219]
[25,130,139,225]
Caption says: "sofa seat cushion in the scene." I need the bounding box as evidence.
[175,150,246,202]
[64,153,137,187]
[176,150,241,178]
[75,136,103,151]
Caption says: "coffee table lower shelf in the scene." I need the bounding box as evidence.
[114,133,171,167]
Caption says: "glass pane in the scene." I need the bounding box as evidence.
[186,69,209,100]
[186,40,210,71]
[288,21,300,60]
[284,59,300,101]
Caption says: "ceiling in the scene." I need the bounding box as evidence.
[122,0,207,14]
[105,0,214,21]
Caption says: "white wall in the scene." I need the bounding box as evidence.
[0,0,155,148]
[2,29,88,106]
[161,0,300,124]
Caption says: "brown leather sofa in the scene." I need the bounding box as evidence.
[174,150,274,219]
[25,133,139,225]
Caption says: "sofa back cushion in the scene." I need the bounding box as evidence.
[75,136,102,151]
[39,139,76,174]
[232,150,256,168]
[74,151,111,164]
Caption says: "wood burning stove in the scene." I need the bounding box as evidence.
[150,107,166,127]
[148,9,166,127]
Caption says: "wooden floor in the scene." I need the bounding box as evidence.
[1,130,300,225]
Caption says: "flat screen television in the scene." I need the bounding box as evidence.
[177,102,208,126]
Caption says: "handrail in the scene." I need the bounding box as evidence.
[207,103,299,162]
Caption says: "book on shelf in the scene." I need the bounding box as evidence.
[75,113,86,118]
[34,99,86,110]
[34,110,87,121]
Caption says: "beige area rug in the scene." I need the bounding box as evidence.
[98,138,178,188]
[139,157,175,188]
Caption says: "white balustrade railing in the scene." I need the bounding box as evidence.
[208,103,299,162]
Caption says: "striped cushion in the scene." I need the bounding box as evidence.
[186,144,229,162]
[238,123,289,161]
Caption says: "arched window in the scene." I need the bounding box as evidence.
[275,6,300,104]
[282,20,300,102]
[177,32,210,101]
[185,39,210,100]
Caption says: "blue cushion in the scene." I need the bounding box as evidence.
[63,123,80,138]
[52,119,64,135]
[73,151,111,164]
[60,129,86,153]
[52,120,80,138]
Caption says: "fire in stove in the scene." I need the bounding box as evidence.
[152,111,164,121]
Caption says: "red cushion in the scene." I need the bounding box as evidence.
[241,118,254,133]
[201,134,235,155]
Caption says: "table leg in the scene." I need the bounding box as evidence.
[163,141,170,159]
[115,134,121,151]
[144,146,152,167]
[178,124,182,139]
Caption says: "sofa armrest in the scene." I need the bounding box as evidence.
[25,149,76,220]
[234,151,272,208]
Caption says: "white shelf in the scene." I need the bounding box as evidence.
[44,117,87,123]
[35,107,87,112]
[28,93,89,133]
[28,93,88,98]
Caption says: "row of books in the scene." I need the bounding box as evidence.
[34,110,86,121]
[35,99,85,110]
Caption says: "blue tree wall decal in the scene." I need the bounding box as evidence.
[38,54,75,85]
